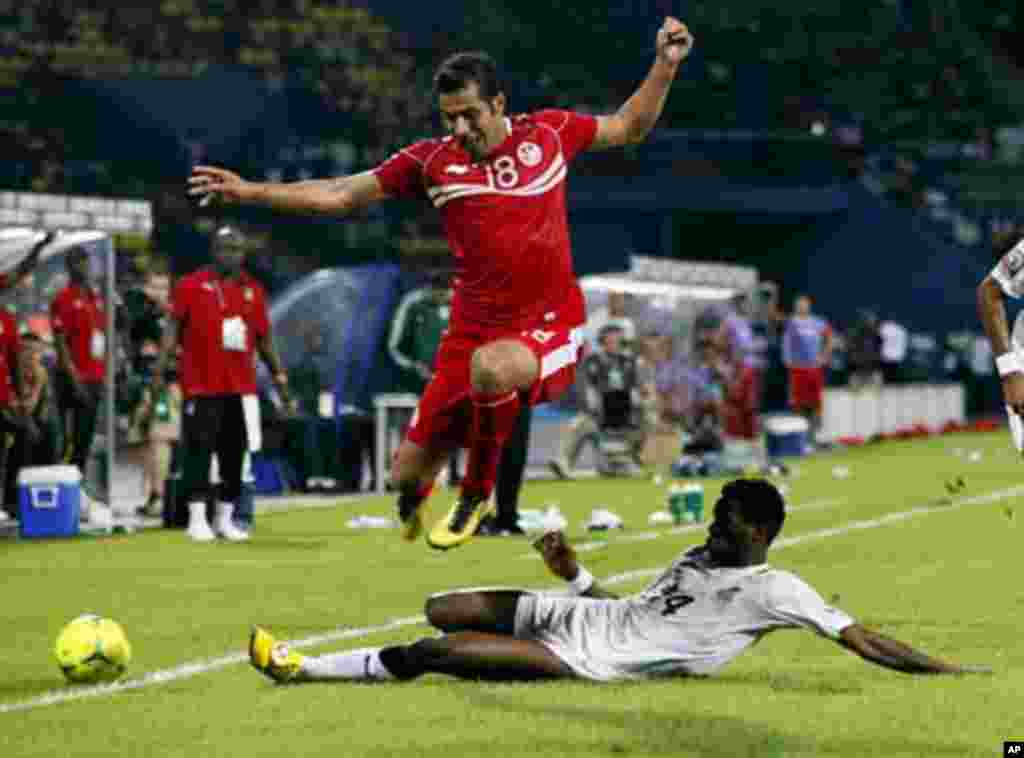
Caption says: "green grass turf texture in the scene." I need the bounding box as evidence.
[2,431,1021,757]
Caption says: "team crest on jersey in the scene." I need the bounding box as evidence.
[244,287,253,301]
[517,141,543,168]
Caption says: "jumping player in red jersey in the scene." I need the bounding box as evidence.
[188,18,695,550]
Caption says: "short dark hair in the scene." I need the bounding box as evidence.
[721,478,786,544]
[433,51,504,100]
[212,225,248,251]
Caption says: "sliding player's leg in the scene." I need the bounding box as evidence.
[249,627,573,684]
[424,589,525,634]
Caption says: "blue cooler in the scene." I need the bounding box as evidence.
[18,465,82,539]
[764,415,810,459]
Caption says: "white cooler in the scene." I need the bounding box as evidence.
[764,415,810,459]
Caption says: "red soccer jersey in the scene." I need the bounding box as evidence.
[374,109,597,335]
[0,309,20,407]
[171,268,269,398]
[50,283,106,383]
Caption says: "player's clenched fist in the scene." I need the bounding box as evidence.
[187,165,255,206]
[533,529,580,582]
[656,17,694,65]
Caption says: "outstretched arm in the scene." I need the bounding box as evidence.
[590,17,695,150]
[533,530,620,599]
[187,167,389,216]
[838,624,990,675]
[978,274,1024,416]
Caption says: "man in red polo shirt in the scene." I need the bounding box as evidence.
[154,226,290,542]
[51,244,106,475]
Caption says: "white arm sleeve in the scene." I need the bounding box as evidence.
[991,239,1024,299]
[761,572,856,640]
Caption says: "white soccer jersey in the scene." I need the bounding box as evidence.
[991,238,1024,300]
[516,547,855,681]
[988,238,1024,451]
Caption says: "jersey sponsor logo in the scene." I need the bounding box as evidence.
[244,287,253,302]
[445,164,470,175]
[427,152,566,208]
[517,141,543,167]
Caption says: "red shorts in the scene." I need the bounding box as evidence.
[788,366,825,411]
[406,321,585,451]
[724,365,762,440]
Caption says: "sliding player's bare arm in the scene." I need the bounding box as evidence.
[590,16,694,150]
[533,530,620,599]
[838,624,991,675]
[187,167,389,216]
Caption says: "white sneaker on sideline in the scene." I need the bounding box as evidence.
[215,502,250,542]
[187,501,217,543]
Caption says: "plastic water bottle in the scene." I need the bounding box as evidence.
[683,483,704,523]
[667,485,686,525]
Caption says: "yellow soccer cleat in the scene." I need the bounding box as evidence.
[426,494,494,551]
[249,627,305,683]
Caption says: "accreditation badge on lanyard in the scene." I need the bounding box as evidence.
[90,329,105,360]
[214,282,248,352]
[89,296,106,360]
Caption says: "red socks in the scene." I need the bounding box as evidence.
[461,390,521,498]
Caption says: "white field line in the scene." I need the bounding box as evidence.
[2,487,1020,716]
[531,497,847,557]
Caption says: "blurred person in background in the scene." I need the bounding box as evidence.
[51,245,105,477]
[387,270,458,485]
[752,282,789,415]
[548,323,651,478]
[0,315,35,519]
[4,332,65,519]
[782,295,832,445]
[682,331,731,455]
[154,225,290,542]
[388,271,453,395]
[584,290,636,352]
[721,293,764,440]
[189,19,696,550]
[879,318,909,384]
[847,310,883,390]
[282,324,339,492]
[131,339,181,518]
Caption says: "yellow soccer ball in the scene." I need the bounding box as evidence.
[54,614,132,684]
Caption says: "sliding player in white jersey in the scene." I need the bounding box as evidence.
[249,479,988,683]
[978,236,1024,451]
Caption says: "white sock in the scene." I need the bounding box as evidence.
[216,502,235,524]
[299,647,395,681]
[188,501,209,526]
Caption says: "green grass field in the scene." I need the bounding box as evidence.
[3,431,1022,758]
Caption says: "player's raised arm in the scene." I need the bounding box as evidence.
[978,241,1024,416]
[837,624,991,675]
[533,530,620,599]
[187,166,390,216]
[590,16,695,151]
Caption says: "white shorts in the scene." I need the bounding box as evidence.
[514,593,690,682]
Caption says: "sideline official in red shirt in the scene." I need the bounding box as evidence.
[51,244,106,475]
[154,226,290,543]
